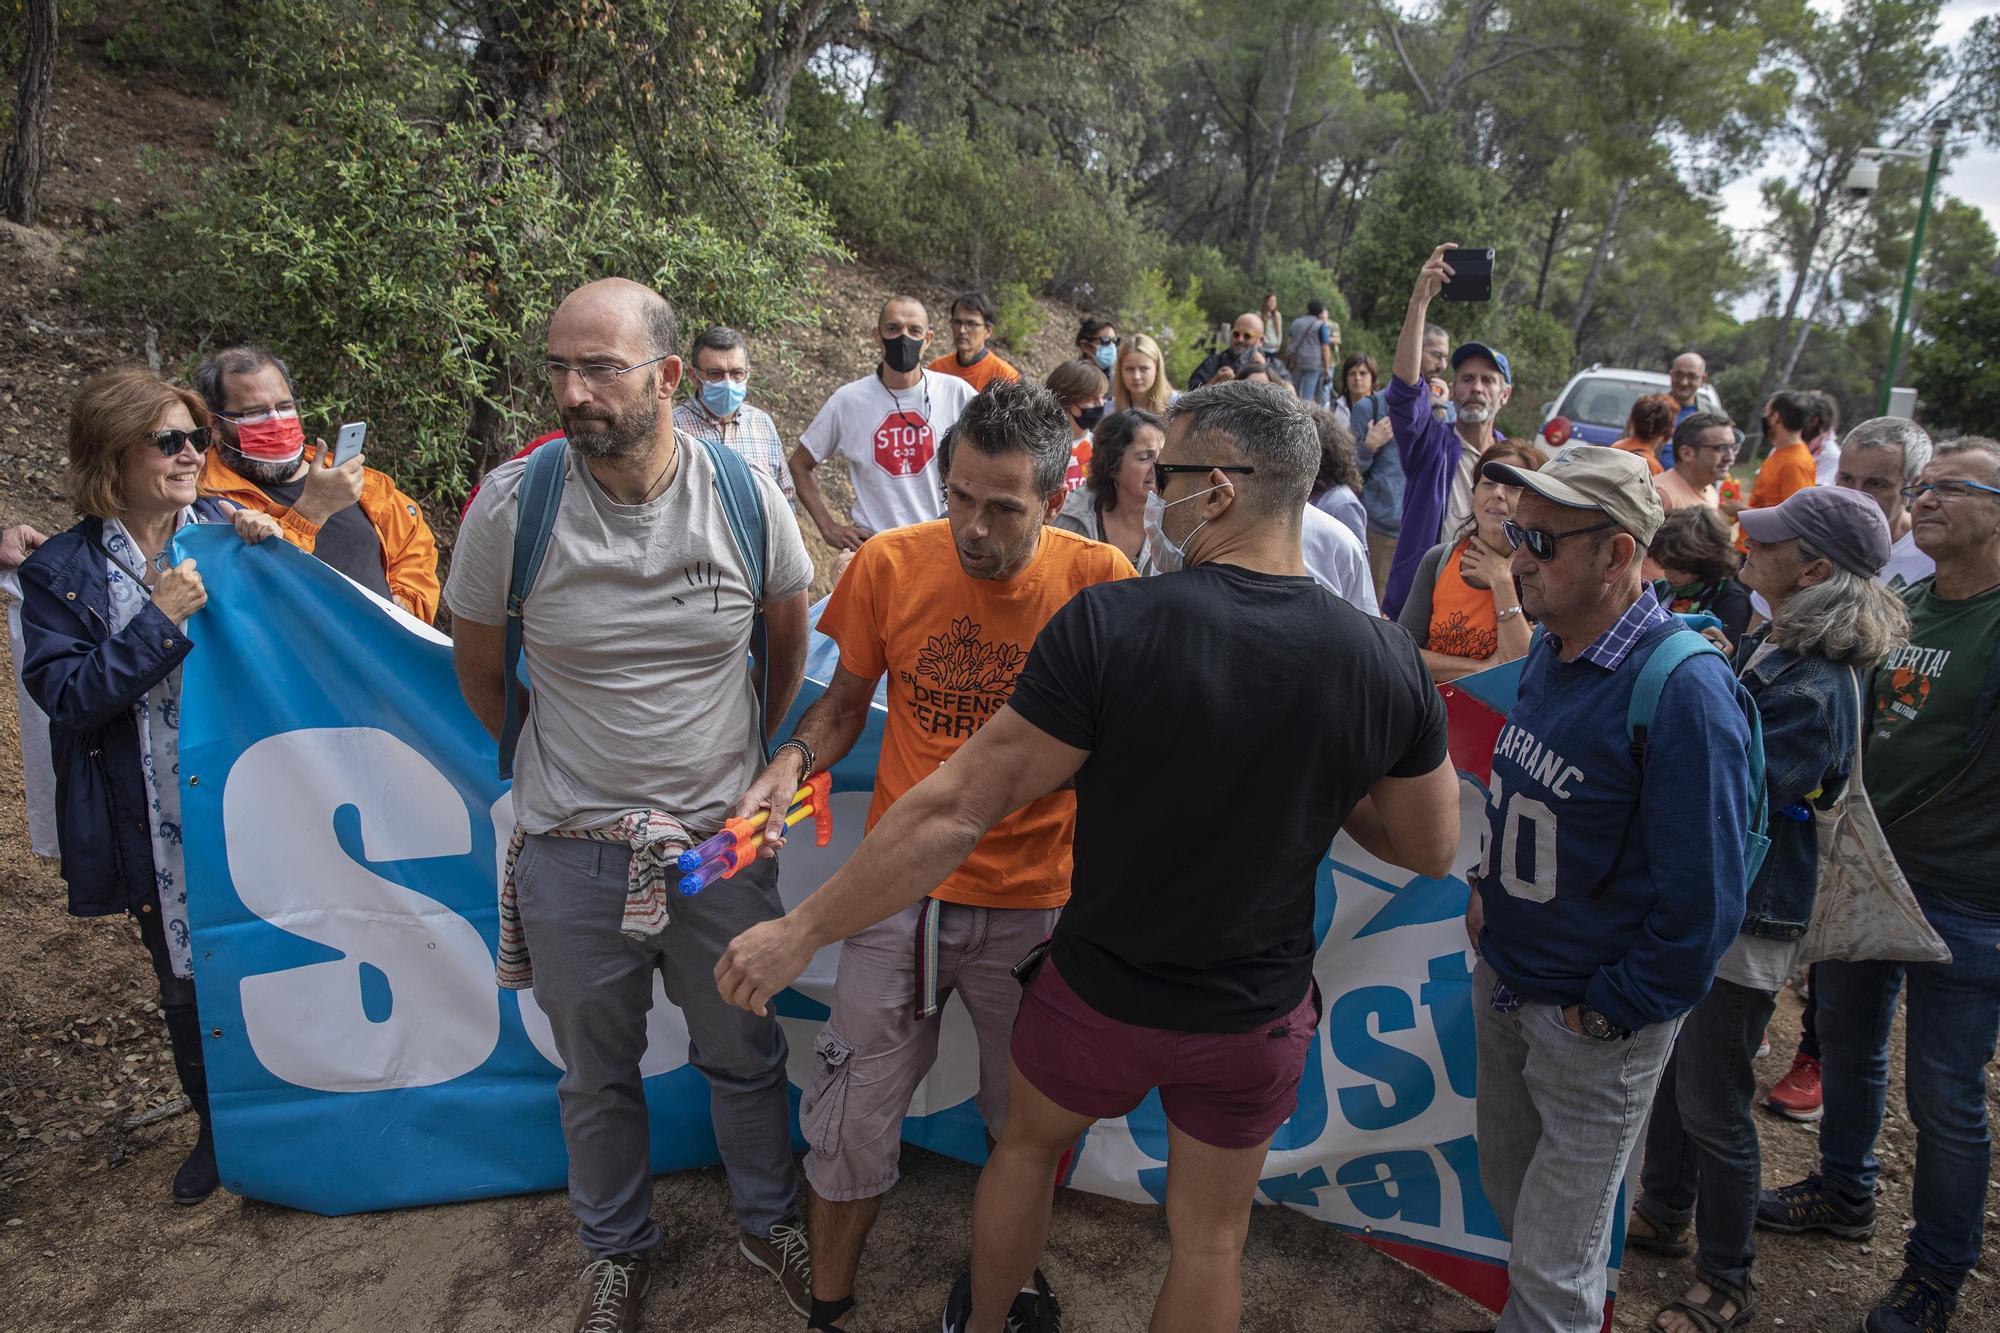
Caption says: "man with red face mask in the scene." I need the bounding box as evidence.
[195,346,440,621]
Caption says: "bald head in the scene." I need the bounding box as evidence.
[551,278,679,363]
[1669,351,1707,407]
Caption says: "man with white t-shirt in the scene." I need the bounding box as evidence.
[1301,502,1381,615]
[790,296,979,550]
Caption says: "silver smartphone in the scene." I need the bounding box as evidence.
[330,421,367,467]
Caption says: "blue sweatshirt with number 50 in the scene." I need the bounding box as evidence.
[1473,617,1752,1032]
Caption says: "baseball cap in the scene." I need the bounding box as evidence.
[1483,444,1664,546]
[1737,486,1892,578]
[1450,342,1512,385]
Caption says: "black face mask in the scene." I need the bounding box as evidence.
[882,334,924,374]
[1075,403,1106,430]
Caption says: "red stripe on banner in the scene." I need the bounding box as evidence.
[1440,683,1505,785]
[1357,1235,1615,1331]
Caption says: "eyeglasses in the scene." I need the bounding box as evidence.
[1501,517,1618,561]
[1903,479,2000,503]
[541,355,669,388]
[691,367,750,385]
[212,404,298,425]
[150,427,215,456]
[1153,462,1255,492]
[949,318,990,332]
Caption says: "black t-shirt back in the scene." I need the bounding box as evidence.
[1008,562,1449,1033]
[259,475,392,600]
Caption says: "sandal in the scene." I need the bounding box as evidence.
[1652,1272,1758,1333]
[1626,1209,1693,1258]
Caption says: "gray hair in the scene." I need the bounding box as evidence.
[1936,435,2000,480]
[1843,417,1933,485]
[194,345,295,412]
[1769,538,1910,667]
[687,325,747,367]
[1422,322,1451,346]
[938,379,1072,500]
[1167,380,1319,515]
[641,293,679,360]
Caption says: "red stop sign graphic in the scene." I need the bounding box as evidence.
[872,409,935,477]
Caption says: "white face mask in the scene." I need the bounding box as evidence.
[1143,482,1227,573]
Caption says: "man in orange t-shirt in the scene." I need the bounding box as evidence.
[1727,390,1818,549]
[929,290,1022,392]
[728,379,1132,1332]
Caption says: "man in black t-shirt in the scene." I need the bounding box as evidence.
[717,381,1459,1333]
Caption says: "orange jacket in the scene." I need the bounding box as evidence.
[200,450,441,622]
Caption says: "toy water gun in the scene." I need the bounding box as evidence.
[676,771,833,895]
[1718,475,1743,504]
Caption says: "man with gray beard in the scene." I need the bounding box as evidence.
[446,278,816,1332]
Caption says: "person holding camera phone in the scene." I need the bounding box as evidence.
[1379,243,1515,619]
[194,346,440,621]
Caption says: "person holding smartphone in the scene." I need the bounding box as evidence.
[194,346,440,621]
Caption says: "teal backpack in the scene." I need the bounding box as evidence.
[497,434,770,780]
[1617,626,1772,890]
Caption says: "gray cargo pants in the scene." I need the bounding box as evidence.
[515,832,799,1258]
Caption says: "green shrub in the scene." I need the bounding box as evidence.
[1493,307,1575,440]
[1255,252,1352,333]
[992,281,1043,353]
[1116,267,1209,387]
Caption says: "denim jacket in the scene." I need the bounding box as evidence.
[1349,392,1403,535]
[1734,630,1863,940]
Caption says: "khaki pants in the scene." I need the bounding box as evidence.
[1367,529,1398,603]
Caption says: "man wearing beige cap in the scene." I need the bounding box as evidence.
[1463,445,1756,1333]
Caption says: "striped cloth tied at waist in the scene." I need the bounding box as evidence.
[496,809,692,990]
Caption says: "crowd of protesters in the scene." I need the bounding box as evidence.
[2,243,1995,1333]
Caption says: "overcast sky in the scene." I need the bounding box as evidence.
[1722,0,1997,314]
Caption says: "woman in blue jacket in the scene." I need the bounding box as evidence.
[1627,488,1908,1333]
[18,367,280,1204]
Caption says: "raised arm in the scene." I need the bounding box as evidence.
[1394,243,1455,388]
[715,705,1087,1014]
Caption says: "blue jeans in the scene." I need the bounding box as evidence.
[1816,886,2000,1289]
[1296,369,1330,406]
[1637,977,1778,1291]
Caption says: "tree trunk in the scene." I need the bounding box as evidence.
[1533,205,1569,313]
[1243,23,1308,275]
[1568,177,1630,345]
[749,1,859,134]
[2,0,58,227]
[1756,195,1833,407]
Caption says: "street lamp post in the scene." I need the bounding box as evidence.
[1876,119,1950,417]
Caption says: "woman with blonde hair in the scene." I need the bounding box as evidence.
[1112,332,1174,415]
[17,367,282,1205]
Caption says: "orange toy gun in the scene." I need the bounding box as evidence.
[676,771,832,895]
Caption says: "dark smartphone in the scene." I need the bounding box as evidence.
[1440,248,1495,302]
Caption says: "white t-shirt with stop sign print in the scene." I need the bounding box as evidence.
[799,369,979,536]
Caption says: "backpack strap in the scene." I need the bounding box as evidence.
[498,438,571,780]
[1626,628,1716,756]
[693,434,774,761]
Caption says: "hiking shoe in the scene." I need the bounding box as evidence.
[740,1218,811,1317]
[1755,1174,1876,1239]
[171,1123,219,1204]
[1763,1050,1824,1121]
[943,1271,973,1333]
[572,1253,651,1333]
[1008,1268,1062,1332]
[1864,1265,1957,1333]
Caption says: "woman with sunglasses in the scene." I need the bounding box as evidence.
[16,367,281,1205]
[1395,441,1540,681]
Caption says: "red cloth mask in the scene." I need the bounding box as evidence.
[234,411,305,464]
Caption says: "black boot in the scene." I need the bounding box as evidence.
[161,981,219,1205]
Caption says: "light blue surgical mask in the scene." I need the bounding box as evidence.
[1094,342,1118,372]
[1142,482,1226,573]
[700,377,747,418]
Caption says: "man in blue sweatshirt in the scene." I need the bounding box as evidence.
[1464,445,1753,1333]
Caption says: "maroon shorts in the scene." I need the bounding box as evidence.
[1010,953,1321,1149]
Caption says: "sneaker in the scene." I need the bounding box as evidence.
[1008,1269,1062,1332]
[171,1124,219,1205]
[572,1253,651,1333]
[942,1271,973,1333]
[1755,1027,1771,1059]
[1763,1050,1823,1121]
[1755,1174,1876,1240]
[1864,1265,1957,1333]
[740,1219,811,1317]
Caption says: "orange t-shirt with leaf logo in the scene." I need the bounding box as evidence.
[816,520,1137,908]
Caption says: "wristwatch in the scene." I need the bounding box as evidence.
[1578,1007,1630,1042]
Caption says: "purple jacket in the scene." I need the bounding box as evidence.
[1382,375,1461,619]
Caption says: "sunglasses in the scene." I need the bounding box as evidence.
[150,427,215,456]
[1501,517,1618,561]
[1087,335,1121,347]
[1153,462,1255,492]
